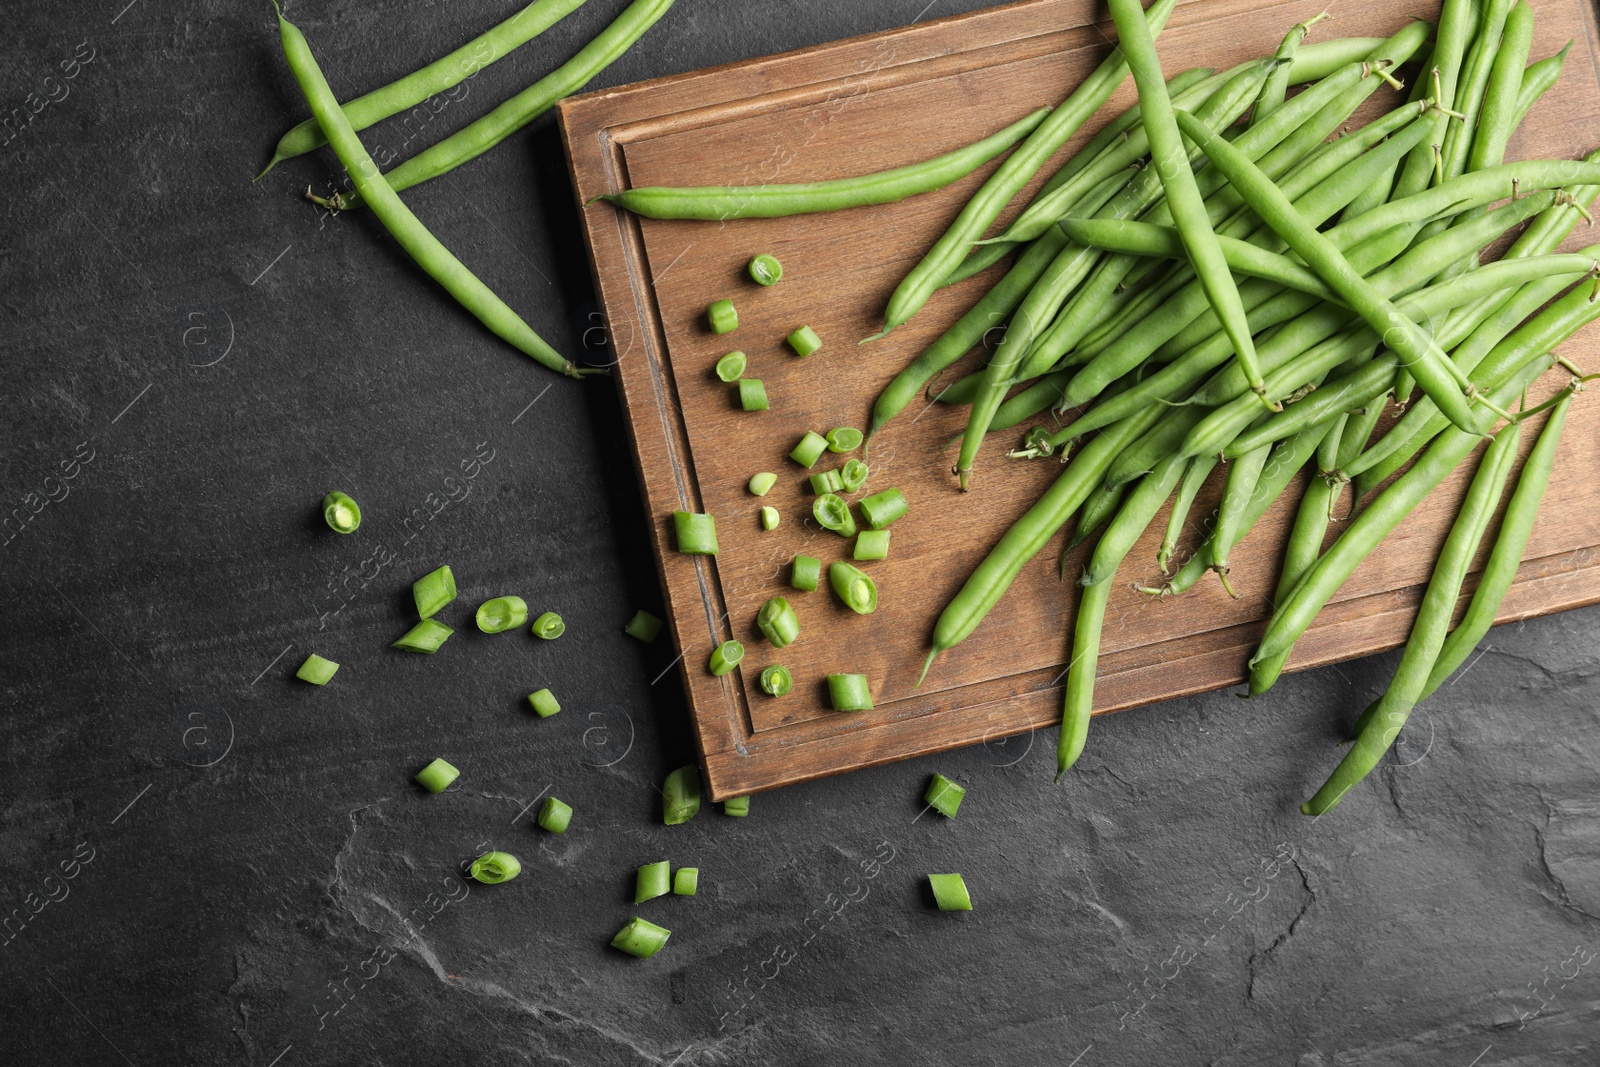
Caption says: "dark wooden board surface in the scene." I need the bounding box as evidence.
[558,0,1600,800]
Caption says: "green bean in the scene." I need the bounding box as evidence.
[263,0,586,175]
[1056,219,1342,302]
[331,0,674,209]
[869,229,1074,439]
[1512,42,1572,128]
[1105,405,1210,491]
[1177,109,1527,432]
[871,0,1180,339]
[1065,480,1128,557]
[1246,467,1337,694]
[1250,358,1550,670]
[920,405,1163,682]
[940,66,1217,287]
[600,108,1051,219]
[273,4,590,378]
[1254,13,1330,125]
[1418,393,1570,699]
[1352,269,1600,494]
[1158,454,1217,574]
[1467,1,1535,172]
[1390,0,1478,203]
[1439,0,1516,182]
[1110,0,1268,406]
[709,299,739,336]
[992,369,1074,436]
[1060,452,1187,778]
[1210,439,1274,592]
[1147,423,1331,597]
[1302,421,1521,814]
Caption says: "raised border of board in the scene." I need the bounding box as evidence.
[558,0,1600,800]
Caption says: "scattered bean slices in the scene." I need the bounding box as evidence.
[605,0,1600,814]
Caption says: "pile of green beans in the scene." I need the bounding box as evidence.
[875,0,1598,805]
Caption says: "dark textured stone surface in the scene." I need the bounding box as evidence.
[2,1,1598,1063]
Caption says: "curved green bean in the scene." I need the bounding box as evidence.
[274,4,590,379]
[1254,13,1330,125]
[1302,422,1520,814]
[331,0,674,209]
[1158,454,1217,574]
[260,0,587,177]
[598,108,1051,219]
[1512,42,1572,128]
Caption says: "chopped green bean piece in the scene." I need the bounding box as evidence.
[634,860,671,902]
[393,617,453,653]
[839,458,869,493]
[854,529,890,560]
[809,469,844,495]
[295,653,339,685]
[475,595,528,634]
[828,562,878,614]
[828,673,873,712]
[924,773,965,818]
[825,427,863,453]
[759,664,792,697]
[715,351,746,381]
[859,488,908,529]
[738,379,769,411]
[813,493,857,537]
[415,757,459,793]
[757,596,801,648]
[791,555,821,592]
[663,765,702,825]
[673,867,699,895]
[747,472,777,497]
[537,796,572,834]
[611,916,671,959]
[787,325,822,357]
[789,431,829,468]
[469,851,521,885]
[760,505,780,531]
[625,610,664,642]
[531,611,565,640]
[723,795,750,817]
[527,688,561,718]
[747,253,783,286]
[412,565,457,619]
[708,640,744,677]
[708,299,738,334]
[321,491,361,534]
[673,511,719,555]
[928,872,972,911]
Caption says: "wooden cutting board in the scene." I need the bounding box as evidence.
[558,0,1600,801]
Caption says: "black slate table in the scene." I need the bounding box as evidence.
[3,1,1598,1063]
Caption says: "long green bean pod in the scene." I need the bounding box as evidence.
[1109,0,1268,406]
[1467,1,1535,172]
[1301,422,1521,815]
[871,0,1180,339]
[1391,0,1478,201]
[273,4,590,379]
[1439,0,1516,182]
[1158,455,1217,574]
[1418,392,1571,698]
[332,0,674,209]
[598,108,1052,219]
[1254,13,1330,125]
[260,0,587,176]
